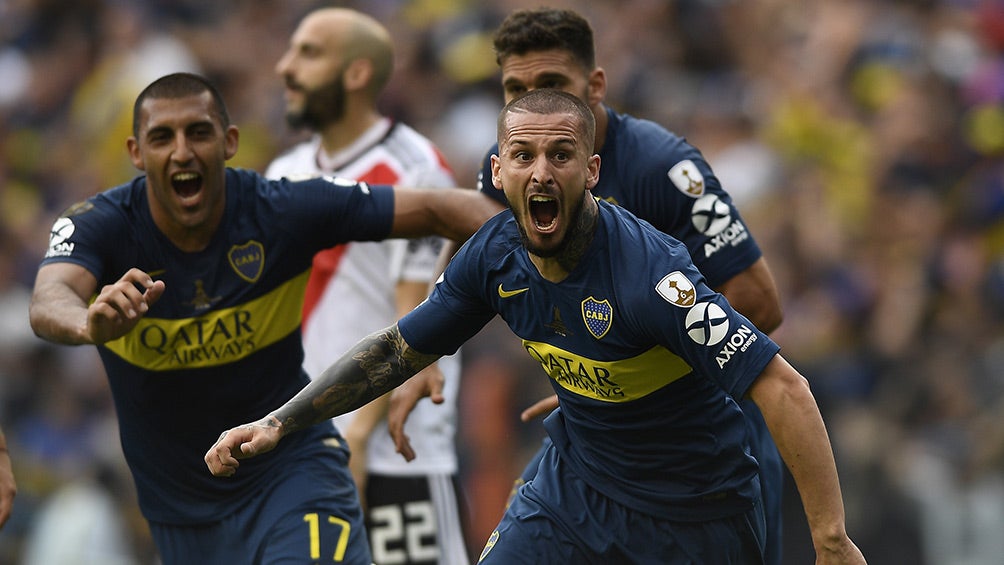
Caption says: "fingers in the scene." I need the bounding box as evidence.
[388,368,445,461]
[143,278,166,306]
[205,445,240,477]
[428,372,445,405]
[520,394,559,422]
[393,431,416,462]
[91,269,158,321]
[105,268,162,317]
[204,429,253,477]
[415,364,446,405]
[205,421,282,477]
[88,269,166,344]
[385,395,413,461]
[388,384,421,462]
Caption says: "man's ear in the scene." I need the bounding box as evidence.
[127,137,145,171]
[490,154,503,190]
[343,58,373,92]
[587,67,607,107]
[224,125,239,160]
[586,154,601,189]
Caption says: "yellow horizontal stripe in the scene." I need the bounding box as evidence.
[522,340,691,402]
[103,271,309,371]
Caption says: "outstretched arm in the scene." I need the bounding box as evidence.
[388,186,502,243]
[749,355,865,563]
[204,324,441,477]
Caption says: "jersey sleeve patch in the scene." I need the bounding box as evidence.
[667,159,705,197]
[684,302,730,347]
[45,217,77,258]
[654,271,696,307]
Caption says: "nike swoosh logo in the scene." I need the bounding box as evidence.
[498,283,529,298]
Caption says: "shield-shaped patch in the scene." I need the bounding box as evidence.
[229,240,265,283]
[581,296,613,339]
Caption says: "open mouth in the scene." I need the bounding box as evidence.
[172,172,203,198]
[530,195,558,230]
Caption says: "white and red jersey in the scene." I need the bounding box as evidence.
[266,118,461,475]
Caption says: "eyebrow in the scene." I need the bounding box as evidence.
[502,71,570,88]
[144,119,215,138]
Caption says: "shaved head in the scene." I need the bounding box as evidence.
[301,8,394,96]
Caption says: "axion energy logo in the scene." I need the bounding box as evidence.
[685,302,729,346]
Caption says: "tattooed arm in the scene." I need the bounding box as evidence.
[204,324,440,477]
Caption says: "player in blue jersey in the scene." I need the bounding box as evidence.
[392,7,789,564]
[205,88,865,564]
[27,72,499,565]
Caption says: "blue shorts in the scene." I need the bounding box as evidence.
[149,436,372,565]
[483,443,765,564]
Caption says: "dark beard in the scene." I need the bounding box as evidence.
[285,74,346,131]
[516,192,597,273]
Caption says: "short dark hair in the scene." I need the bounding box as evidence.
[498,89,596,153]
[132,72,230,137]
[493,8,595,70]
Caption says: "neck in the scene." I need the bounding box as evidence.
[155,206,223,253]
[529,195,598,282]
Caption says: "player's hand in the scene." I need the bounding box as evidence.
[521,394,559,422]
[387,366,444,462]
[87,268,165,344]
[0,448,15,529]
[204,416,283,477]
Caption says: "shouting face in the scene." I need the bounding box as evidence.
[128,91,237,251]
[491,102,600,273]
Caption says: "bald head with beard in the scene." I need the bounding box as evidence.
[277,8,394,132]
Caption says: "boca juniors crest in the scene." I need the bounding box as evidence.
[228,240,265,283]
[582,296,613,339]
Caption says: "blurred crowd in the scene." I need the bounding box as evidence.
[2,0,1004,563]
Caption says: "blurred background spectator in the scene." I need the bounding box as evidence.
[2,1,1004,563]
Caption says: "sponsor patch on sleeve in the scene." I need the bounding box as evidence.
[45,217,76,258]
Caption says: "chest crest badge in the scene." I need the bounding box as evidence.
[582,297,613,339]
[229,240,264,283]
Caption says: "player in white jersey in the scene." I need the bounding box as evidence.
[265,8,469,564]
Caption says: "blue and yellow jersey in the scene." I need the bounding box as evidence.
[479,106,761,288]
[41,168,395,523]
[399,200,780,521]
